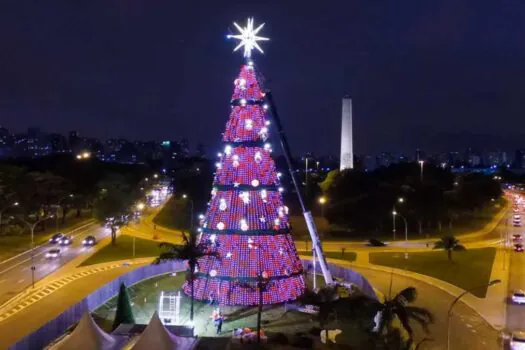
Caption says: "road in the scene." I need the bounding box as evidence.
[0,220,108,305]
[506,196,525,334]
[352,265,500,350]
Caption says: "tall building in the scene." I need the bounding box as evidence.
[515,149,525,169]
[340,96,353,170]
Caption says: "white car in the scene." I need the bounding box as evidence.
[512,290,525,304]
[515,214,522,220]
[45,249,61,259]
[510,331,525,350]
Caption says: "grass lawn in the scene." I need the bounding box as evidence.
[369,247,496,297]
[79,235,163,267]
[93,273,374,349]
[153,197,190,231]
[298,250,357,263]
[0,213,92,261]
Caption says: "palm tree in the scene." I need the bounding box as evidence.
[376,287,434,345]
[239,274,272,344]
[433,235,466,261]
[345,287,434,348]
[154,230,218,323]
[298,285,339,340]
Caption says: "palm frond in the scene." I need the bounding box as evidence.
[452,244,466,251]
[405,306,434,334]
[154,251,181,264]
[432,241,444,249]
[394,287,417,304]
[393,306,414,336]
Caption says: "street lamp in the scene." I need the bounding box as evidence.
[318,196,327,217]
[418,160,425,182]
[446,279,501,350]
[392,197,405,240]
[76,152,91,160]
[392,210,408,259]
[136,202,145,211]
[17,215,54,288]
[182,194,194,231]
[56,194,74,233]
[0,201,19,234]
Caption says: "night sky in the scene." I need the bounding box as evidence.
[1,1,525,156]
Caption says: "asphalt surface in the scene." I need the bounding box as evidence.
[506,209,525,335]
[351,265,500,350]
[0,221,108,305]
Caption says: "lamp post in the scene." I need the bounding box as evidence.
[318,196,326,217]
[56,194,74,233]
[446,279,501,350]
[418,160,425,182]
[392,210,408,259]
[20,215,54,288]
[0,202,19,234]
[392,197,404,240]
[134,203,146,259]
[182,194,194,232]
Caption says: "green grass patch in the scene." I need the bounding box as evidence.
[79,235,162,266]
[369,247,496,297]
[298,250,356,262]
[93,273,376,348]
[153,197,190,231]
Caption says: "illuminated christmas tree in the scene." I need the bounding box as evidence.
[182,18,306,305]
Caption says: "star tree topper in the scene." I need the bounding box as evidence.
[227,17,269,58]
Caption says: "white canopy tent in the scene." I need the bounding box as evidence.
[131,312,195,350]
[54,312,116,350]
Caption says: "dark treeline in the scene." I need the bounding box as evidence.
[320,163,503,235]
[0,154,151,235]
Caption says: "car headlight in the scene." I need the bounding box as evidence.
[82,240,86,244]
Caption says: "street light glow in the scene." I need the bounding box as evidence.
[392,210,397,216]
[398,197,404,203]
[13,202,19,206]
[182,194,188,199]
[318,197,327,204]
[136,203,145,211]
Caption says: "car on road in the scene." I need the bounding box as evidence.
[510,331,525,350]
[515,244,524,252]
[49,233,65,244]
[512,290,525,304]
[515,214,522,220]
[514,219,522,227]
[58,236,73,245]
[45,249,61,259]
[82,235,96,246]
[513,234,522,242]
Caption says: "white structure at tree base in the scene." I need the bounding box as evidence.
[340,96,354,170]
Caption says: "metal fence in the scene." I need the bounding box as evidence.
[10,260,375,350]
[10,261,186,350]
[301,260,377,300]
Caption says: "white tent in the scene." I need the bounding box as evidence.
[55,312,116,350]
[131,312,195,350]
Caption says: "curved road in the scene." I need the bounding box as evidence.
[352,265,499,350]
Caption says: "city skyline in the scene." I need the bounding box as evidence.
[2,124,525,171]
